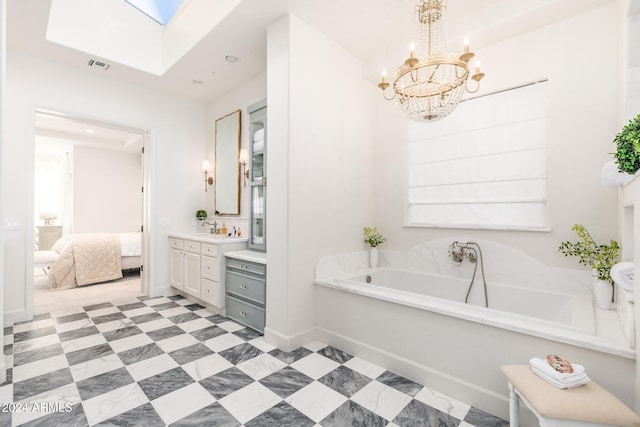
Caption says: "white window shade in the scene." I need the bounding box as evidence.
[407,81,549,231]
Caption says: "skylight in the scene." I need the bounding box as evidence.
[124,0,187,26]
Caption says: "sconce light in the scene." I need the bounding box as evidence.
[202,160,213,192]
[239,149,249,187]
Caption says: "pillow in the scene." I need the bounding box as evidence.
[51,236,71,253]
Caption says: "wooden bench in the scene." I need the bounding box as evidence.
[501,365,640,427]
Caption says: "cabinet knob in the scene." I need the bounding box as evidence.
[239,311,247,317]
[240,284,247,290]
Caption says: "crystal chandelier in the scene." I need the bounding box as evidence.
[378,0,485,122]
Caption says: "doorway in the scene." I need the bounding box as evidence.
[32,110,149,313]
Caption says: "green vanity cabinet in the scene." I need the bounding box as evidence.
[225,257,266,332]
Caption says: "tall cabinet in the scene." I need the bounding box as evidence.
[248,99,267,251]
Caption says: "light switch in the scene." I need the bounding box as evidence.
[5,218,21,230]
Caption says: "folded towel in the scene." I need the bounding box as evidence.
[529,357,586,381]
[253,128,264,142]
[601,160,632,188]
[253,140,264,152]
[611,262,634,292]
[531,367,590,389]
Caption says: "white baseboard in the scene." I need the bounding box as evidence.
[152,285,175,299]
[4,309,27,325]
[263,326,317,352]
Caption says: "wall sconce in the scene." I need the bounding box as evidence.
[239,149,249,187]
[202,160,213,192]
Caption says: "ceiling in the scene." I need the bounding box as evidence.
[35,111,144,153]
[8,0,619,107]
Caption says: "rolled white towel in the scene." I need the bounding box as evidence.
[601,160,632,188]
[531,367,590,389]
[611,262,634,292]
[253,128,264,143]
[529,357,585,382]
[253,140,264,152]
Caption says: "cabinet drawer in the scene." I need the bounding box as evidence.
[226,259,266,276]
[226,295,265,332]
[184,240,201,254]
[201,278,221,307]
[201,257,219,282]
[169,238,184,250]
[226,271,265,305]
[202,243,219,258]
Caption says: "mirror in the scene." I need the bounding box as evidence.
[214,110,241,215]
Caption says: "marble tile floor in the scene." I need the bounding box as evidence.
[0,294,509,426]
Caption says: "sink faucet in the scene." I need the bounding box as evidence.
[202,221,219,234]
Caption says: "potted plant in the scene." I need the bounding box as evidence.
[614,114,640,175]
[558,224,620,309]
[195,210,208,221]
[363,226,387,268]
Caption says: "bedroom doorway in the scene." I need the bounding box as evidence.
[32,110,149,313]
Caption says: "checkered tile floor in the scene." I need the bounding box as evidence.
[0,294,508,426]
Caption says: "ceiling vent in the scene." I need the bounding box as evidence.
[87,59,111,71]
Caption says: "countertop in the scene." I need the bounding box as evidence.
[169,233,248,244]
[224,250,267,264]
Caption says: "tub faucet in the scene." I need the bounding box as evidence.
[449,241,489,308]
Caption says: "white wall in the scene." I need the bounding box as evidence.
[0,0,6,384]
[374,3,621,268]
[204,72,267,233]
[265,14,376,349]
[73,145,142,233]
[3,51,207,322]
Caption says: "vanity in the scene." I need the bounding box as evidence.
[169,233,247,308]
[224,250,267,332]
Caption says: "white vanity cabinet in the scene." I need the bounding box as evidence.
[169,235,247,308]
[169,238,201,295]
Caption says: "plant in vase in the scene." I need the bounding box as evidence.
[614,114,640,175]
[363,226,387,268]
[195,210,208,220]
[558,224,620,309]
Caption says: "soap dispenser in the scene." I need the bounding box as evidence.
[221,223,227,236]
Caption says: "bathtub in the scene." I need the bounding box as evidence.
[314,239,635,421]
[336,268,595,336]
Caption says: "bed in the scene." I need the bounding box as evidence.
[37,232,141,290]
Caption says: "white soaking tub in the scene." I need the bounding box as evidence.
[336,268,595,335]
[314,239,634,422]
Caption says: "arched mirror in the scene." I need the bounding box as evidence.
[215,110,241,215]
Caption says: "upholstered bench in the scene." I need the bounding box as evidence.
[501,365,640,427]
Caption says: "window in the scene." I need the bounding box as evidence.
[124,0,187,25]
[407,81,549,231]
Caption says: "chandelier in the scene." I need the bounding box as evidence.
[378,0,485,122]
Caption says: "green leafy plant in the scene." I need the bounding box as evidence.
[363,226,387,248]
[558,224,620,283]
[195,210,208,220]
[614,114,640,174]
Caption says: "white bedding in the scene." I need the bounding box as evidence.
[52,232,141,256]
[48,232,141,290]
